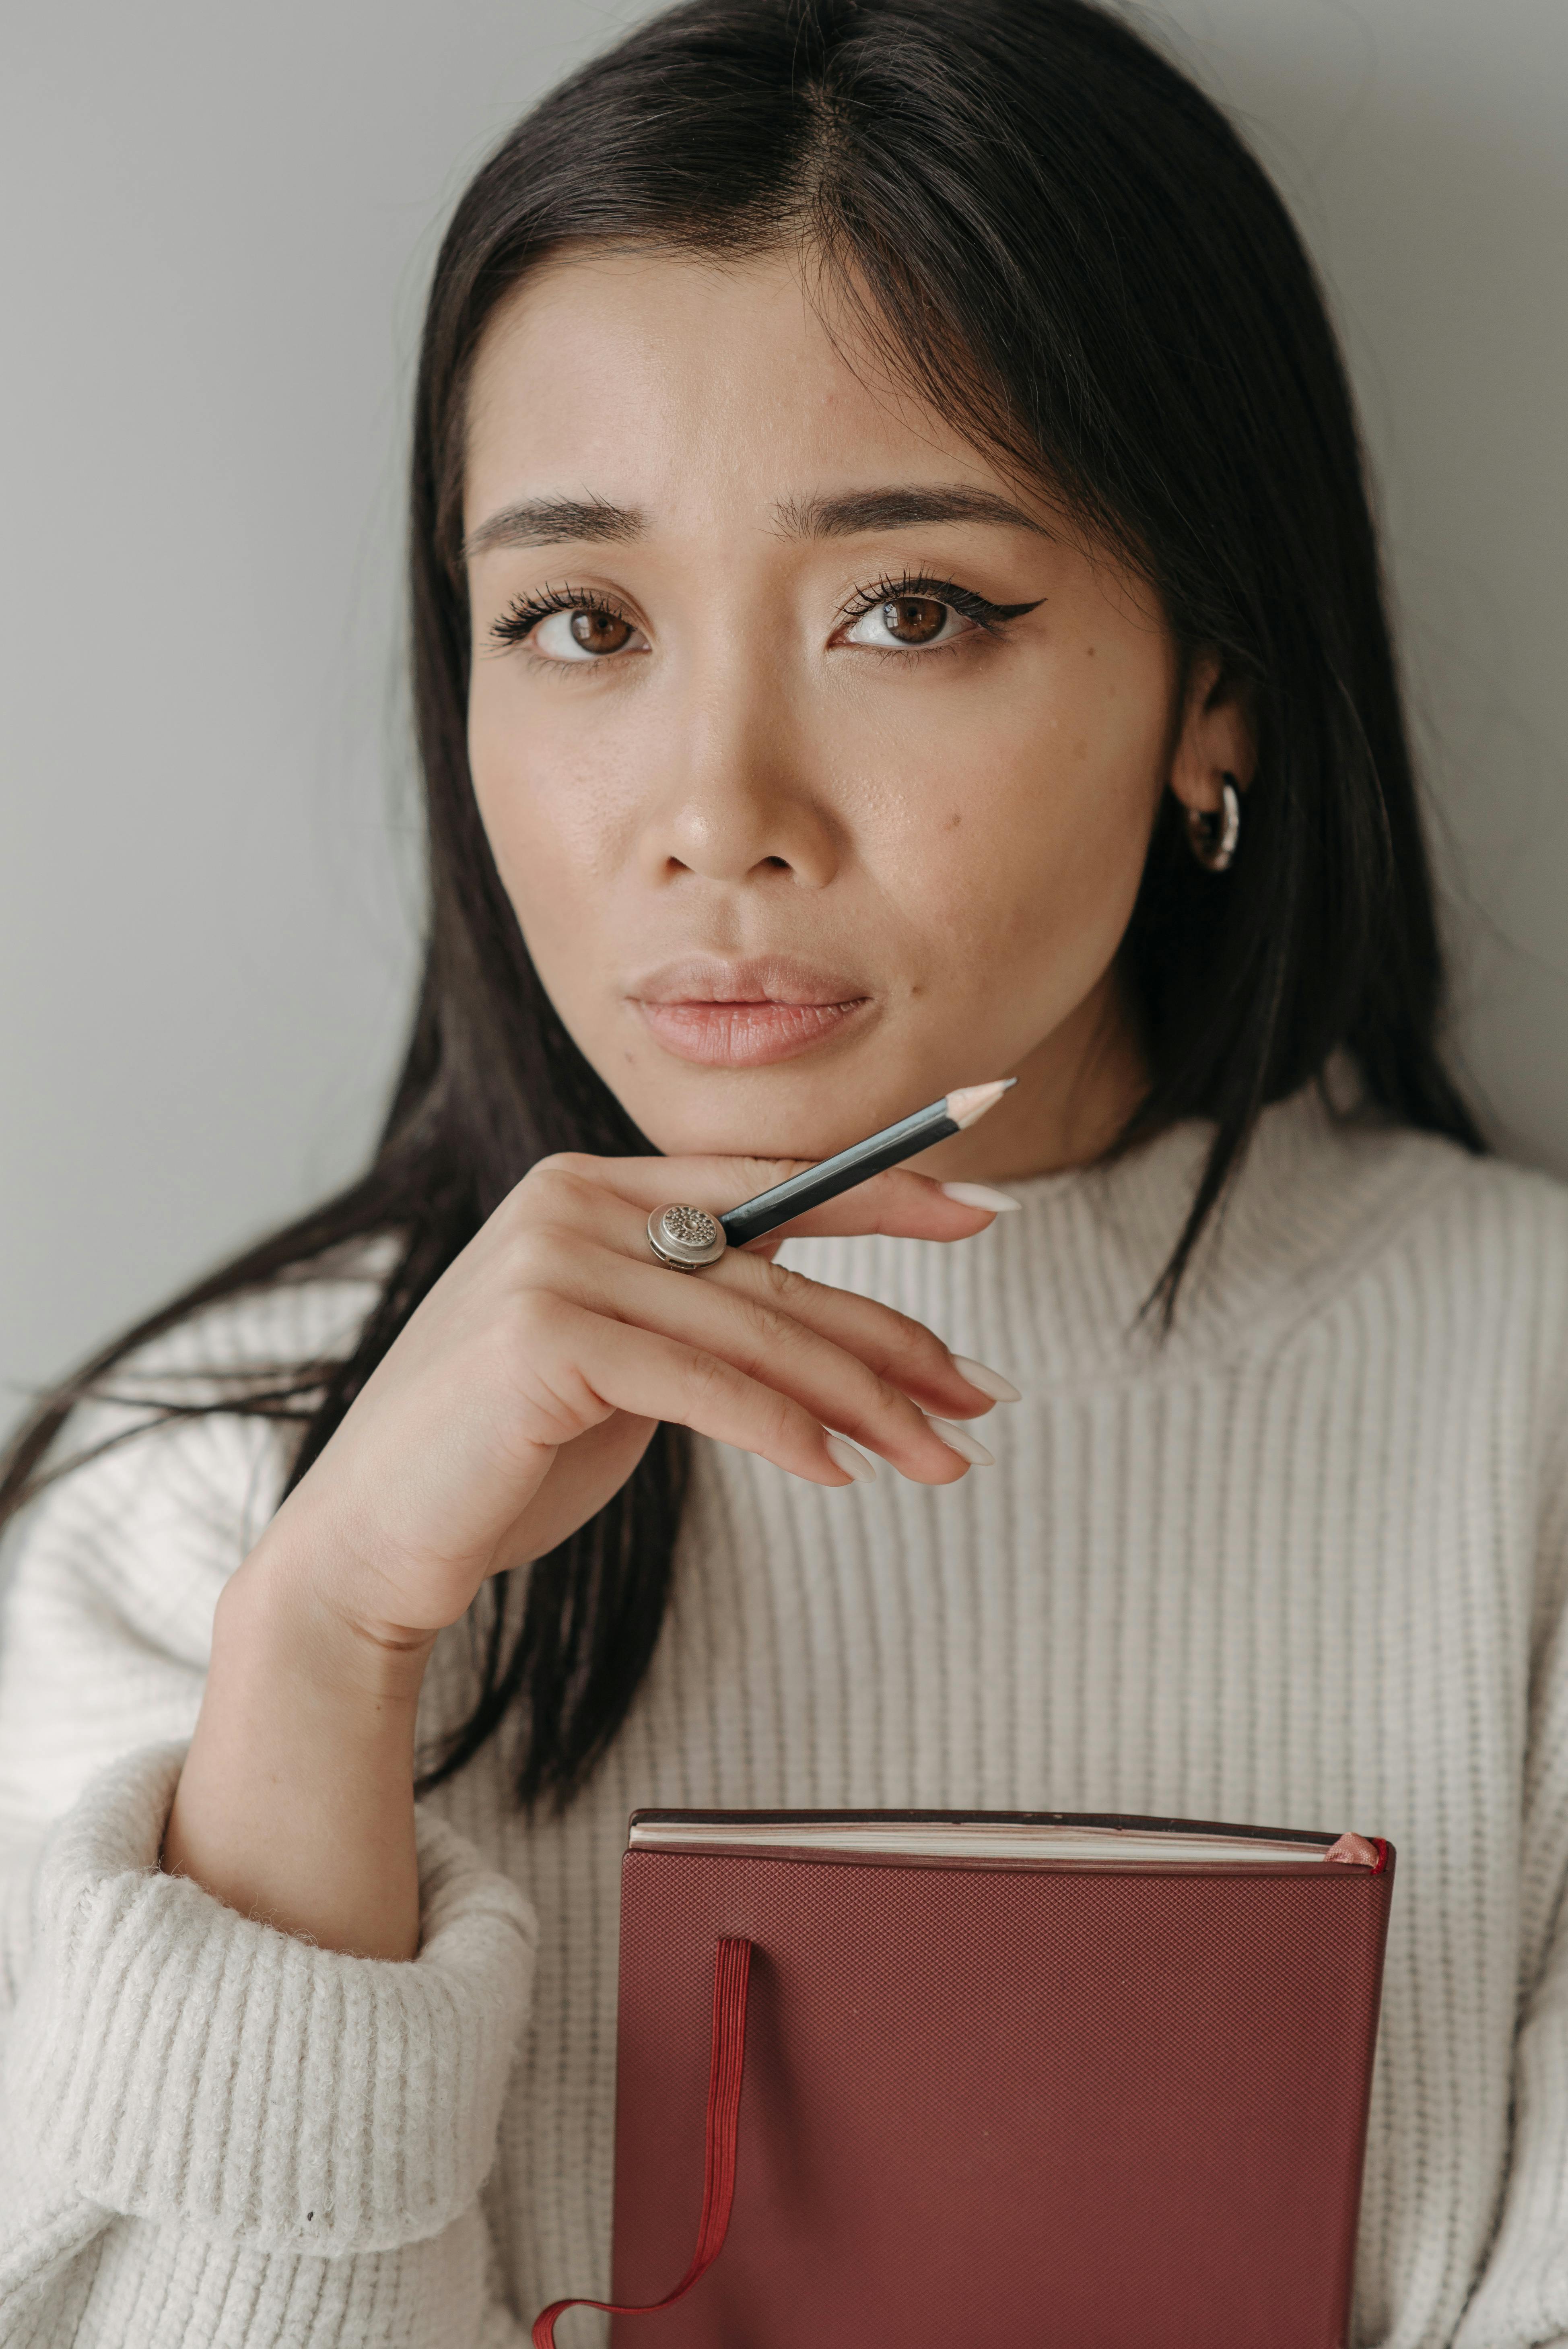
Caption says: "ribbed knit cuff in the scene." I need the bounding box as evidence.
[4,1742,537,2257]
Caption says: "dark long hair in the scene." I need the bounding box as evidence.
[1,0,1481,1806]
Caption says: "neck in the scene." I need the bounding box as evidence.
[915,968,1148,1186]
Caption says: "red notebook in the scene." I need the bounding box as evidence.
[536,1809,1395,2349]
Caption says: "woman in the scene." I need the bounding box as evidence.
[2,0,1564,2342]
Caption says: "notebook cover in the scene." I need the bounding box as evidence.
[607,1811,1394,2349]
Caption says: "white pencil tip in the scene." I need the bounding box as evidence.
[946,1079,1016,1130]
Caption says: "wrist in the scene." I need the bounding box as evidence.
[169,1523,433,1959]
[222,1522,438,1714]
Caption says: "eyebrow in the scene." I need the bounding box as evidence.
[773,485,1052,540]
[462,495,645,560]
[462,482,1050,561]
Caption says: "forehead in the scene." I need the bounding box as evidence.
[462,244,1008,533]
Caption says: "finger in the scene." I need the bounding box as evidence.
[538,1299,887,1488]
[554,1244,979,1484]
[506,1171,1017,1421]
[506,1159,1000,1267]
[710,1246,1012,1420]
[526,1151,1015,1242]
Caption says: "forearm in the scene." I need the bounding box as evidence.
[5,1743,537,2345]
[162,1530,436,1961]
[159,1148,1005,1963]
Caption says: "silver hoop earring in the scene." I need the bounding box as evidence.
[1186,773,1241,873]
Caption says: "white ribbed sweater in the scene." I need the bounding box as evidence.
[5,1084,1568,2349]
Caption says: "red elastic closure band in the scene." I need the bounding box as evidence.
[1371,1838,1389,1876]
[532,1937,752,2349]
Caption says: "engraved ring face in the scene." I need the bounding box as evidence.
[647,1204,728,1271]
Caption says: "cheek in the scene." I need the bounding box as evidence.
[466,685,631,951]
[865,646,1168,978]
[465,682,663,1058]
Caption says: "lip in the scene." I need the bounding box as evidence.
[628,956,872,1068]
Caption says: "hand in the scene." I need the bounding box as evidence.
[253,1151,1012,1650]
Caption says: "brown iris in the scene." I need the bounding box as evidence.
[570,608,635,654]
[878,594,948,645]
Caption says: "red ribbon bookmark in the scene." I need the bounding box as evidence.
[532,1937,752,2348]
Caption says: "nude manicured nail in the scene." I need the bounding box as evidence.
[824,1433,878,1484]
[939,1181,1022,1213]
[924,1414,996,1468]
[951,1354,1022,1404]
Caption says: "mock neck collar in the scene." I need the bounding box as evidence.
[779,1072,1469,1385]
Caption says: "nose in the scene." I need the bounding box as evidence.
[641,649,840,890]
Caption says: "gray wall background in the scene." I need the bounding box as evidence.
[2,0,1566,1439]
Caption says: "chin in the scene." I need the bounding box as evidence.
[614,1047,931,1167]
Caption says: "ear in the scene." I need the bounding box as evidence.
[1167,651,1256,822]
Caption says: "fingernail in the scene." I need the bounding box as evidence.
[824,1432,877,1484]
[951,1354,1022,1403]
[939,1181,1022,1213]
[924,1414,996,1468]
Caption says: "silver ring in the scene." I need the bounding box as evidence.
[647,1204,728,1272]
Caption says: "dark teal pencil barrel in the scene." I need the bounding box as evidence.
[719,1104,960,1246]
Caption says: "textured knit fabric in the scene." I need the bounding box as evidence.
[3,1081,1568,2348]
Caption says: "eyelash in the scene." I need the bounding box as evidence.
[486,571,1036,656]
[488,582,627,649]
[836,570,1030,639]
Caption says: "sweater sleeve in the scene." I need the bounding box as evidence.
[1452,1298,1568,2349]
[0,1302,538,2349]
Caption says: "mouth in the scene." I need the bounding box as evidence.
[628,956,874,1068]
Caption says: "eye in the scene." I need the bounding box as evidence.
[489,588,648,662]
[532,605,642,661]
[835,573,1040,655]
[841,593,976,651]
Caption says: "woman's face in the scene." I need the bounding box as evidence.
[462,246,1242,1176]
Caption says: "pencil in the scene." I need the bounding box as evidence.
[718,1080,1016,1248]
